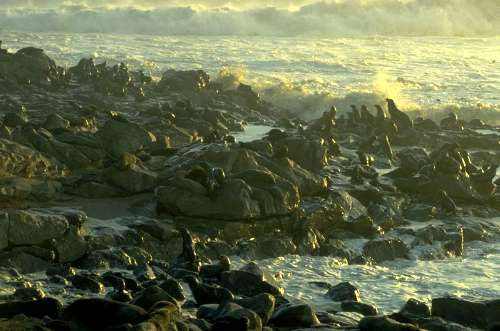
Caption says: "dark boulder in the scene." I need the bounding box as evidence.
[362,239,410,263]
[62,298,148,329]
[0,298,62,319]
[326,282,361,302]
[269,303,320,328]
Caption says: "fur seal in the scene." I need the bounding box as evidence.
[386,99,413,130]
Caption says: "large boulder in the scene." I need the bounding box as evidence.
[99,117,155,158]
[106,164,157,193]
[0,47,64,84]
[362,239,410,263]
[432,297,500,329]
[157,178,261,220]
[159,69,210,91]
[6,210,69,246]
[0,138,63,178]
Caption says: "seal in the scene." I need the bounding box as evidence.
[386,99,413,130]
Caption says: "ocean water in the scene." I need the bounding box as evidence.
[1,1,499,312]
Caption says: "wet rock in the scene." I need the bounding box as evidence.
[417,316,475,331]
[134,301,178,331]
[431,297,500,329]
[294,227,321,255]
[46,264,76,278]
[269,303,320,328]
[3,111,28,127]
[341,301,378,316]
[0,315,50,330]
[159,278,185,302]
[108,289,133,303]
[106,160,158,193]
[362,239,410,263]
[234,293,276,325]
[359,315,422,330]
[212,302,263,331]
[12,287,46,301]
[199,255,231,279]
[43,113,70,130]
[0,47,64,84]
[159,69,210,91]
[0,297,62,319]
[220,269,283,297]
[70,274,104,293]
[272,135,329,171]
[62,298,148,329]
[400,298,431,317]
[133,263,156,282]
[131,285,178,310]
[0,212,8,250]
[0,251,51,274]
[185,275,234,305]
[326,282,361,302]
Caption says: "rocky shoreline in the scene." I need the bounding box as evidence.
[0,44,499,330]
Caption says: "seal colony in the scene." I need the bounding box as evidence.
[0,44,499,331]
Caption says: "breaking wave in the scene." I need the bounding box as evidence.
[0,0,499,37]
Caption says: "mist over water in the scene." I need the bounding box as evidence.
[0,0,499,37]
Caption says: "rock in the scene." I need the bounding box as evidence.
[234,293,276,325]
[363,239,410,263]
[400,298,431,317]
[99,117,155,158]
[0,251,51,274]
[46,264,76,278]
[106,163,157,193]
[326,282,361,302]
[417,316,473,331]
[431,297,500,329]
[185,276,234,305]
[43,113,70,130]
[3,111,28,127]
[159,278,185,302]
[157,178,261,220]
[7,210,69,246]
[0,212,8,250]
[135,301,179,330]
[359,315,422,330]
[0,298,62,319]
[0,47,63,84]
[212,302,263,331]
[159,69,210,91]
[133,264,156,282]
[50,227,88,263]
[131,286,178,311]
[269,303,320,328]
[12,287,46,301]
[0,315,51,330]
[63,298,148,329]
[70,275,104,293]
[220,270,283,297]
[341,301,378,316]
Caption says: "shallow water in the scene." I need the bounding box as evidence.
[234,237,500,313]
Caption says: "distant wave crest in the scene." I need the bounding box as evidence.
[0,0,499,37]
